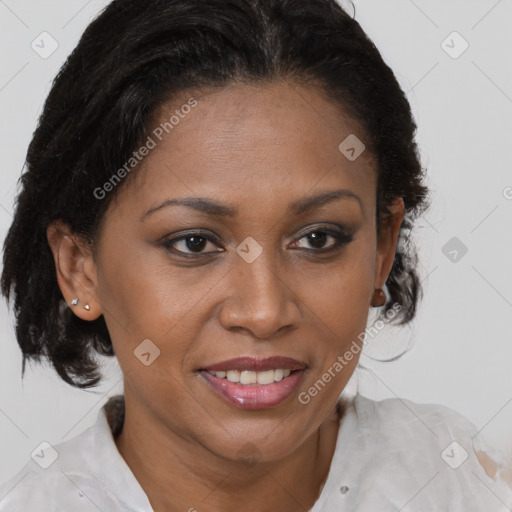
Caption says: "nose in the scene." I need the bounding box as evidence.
[218,255,302,340]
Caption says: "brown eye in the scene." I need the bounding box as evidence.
[181,235,208,252]
[304,231,329,249]
[162,232,223,257]
[292,227,353,253]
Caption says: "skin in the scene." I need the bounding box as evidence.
[47,81,404,512]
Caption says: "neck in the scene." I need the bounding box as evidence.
[114,392,343,512]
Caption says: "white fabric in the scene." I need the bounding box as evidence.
[1,393,511,511]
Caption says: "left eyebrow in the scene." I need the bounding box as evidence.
[288,189,362,216]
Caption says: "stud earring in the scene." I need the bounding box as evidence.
[70,298,79,306]
[370,288,386,307]
[83,304,90,311]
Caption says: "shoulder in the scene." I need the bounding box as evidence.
[353,393,478,435]
[346,393,485,472]
[330,394,512,511]
[351,393,505,469]
[0,466,116,511]
[0,408,123,511]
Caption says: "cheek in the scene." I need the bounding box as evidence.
[301,235,376,331]
[297,262,373,411]
[295,232,376,395]
[96,233,206,333]
[97,251,222,394]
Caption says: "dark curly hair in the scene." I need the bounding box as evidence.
[1,0,429,389]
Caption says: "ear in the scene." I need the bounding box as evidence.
[374,197,404,290]
[46,220,103,320]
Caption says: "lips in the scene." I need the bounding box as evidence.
[198,356,307,410]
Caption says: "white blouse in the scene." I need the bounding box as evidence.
[1,393,511,511]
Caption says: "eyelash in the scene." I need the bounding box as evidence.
[161,226,354,259]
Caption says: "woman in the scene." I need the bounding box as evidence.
[1,0,511,510]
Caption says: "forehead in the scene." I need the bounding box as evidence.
[112,81,376,218]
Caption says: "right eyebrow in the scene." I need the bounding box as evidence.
[140,197,237,222]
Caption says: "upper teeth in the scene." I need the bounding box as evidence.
[208,369,292,385]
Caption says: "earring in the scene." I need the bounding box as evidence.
[370,288,386,307]
[83,304,90,311]
[70,298,79,306]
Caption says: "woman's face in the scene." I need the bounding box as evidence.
[61,81,402,462]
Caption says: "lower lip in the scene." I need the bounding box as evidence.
[199,370,305,410]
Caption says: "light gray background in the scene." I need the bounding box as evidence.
[1,0,511,485]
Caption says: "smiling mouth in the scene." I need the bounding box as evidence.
[198,356,307,410]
